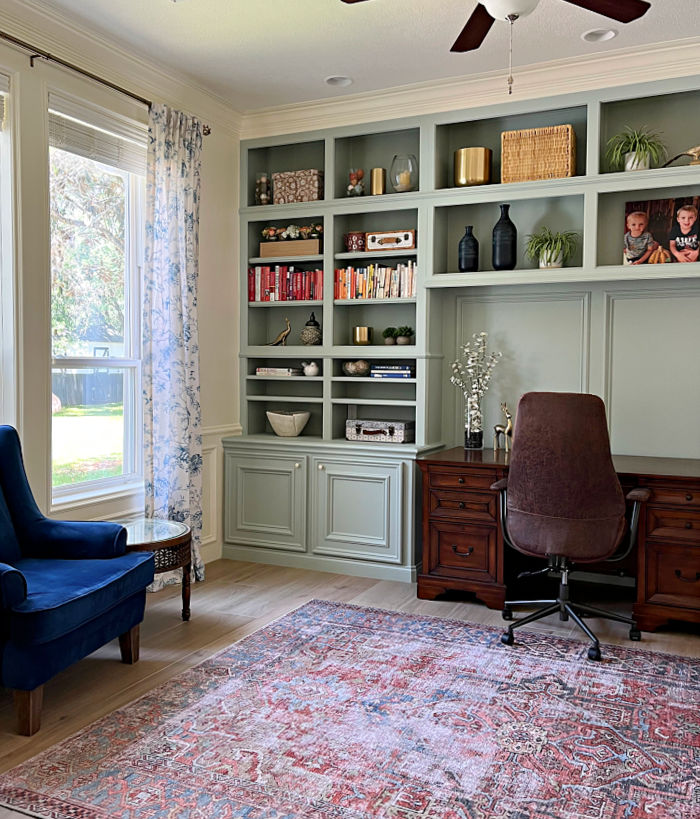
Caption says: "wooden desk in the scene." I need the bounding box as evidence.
[416,448,700,633]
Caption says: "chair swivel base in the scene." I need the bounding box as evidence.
[500,596,641,661]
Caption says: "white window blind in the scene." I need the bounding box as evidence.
[48,92,147,175]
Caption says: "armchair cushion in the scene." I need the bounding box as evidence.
[21,519,127,560]
[9,552,154,645]
[0,562,26,608]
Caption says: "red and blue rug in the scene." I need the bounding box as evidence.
[0,600,698,818]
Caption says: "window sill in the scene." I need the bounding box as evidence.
[51,479,145,516]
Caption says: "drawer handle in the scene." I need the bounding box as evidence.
[458,477,465,484]
[686,493,694,502]
[458,502,465,509]
[684,521,693,530]
[452,544,474,557]
[674,569,700,583]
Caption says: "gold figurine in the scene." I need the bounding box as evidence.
[266,318,291,346]
[493,402,513,452]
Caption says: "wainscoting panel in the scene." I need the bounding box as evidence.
[604,287,700,459]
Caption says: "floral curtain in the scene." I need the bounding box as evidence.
[143,104,204,589]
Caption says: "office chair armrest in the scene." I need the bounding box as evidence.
[0,563,27,608]
[626,487,651,503]
[491,478,508,492]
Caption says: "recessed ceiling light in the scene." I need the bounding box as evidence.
[325,76,353,88]
[582,28,618,43]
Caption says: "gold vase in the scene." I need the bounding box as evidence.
[454,147,491,187]
[352,326,372,345]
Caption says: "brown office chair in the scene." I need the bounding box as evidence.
[491,392,649,661]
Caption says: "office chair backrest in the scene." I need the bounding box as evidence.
[506,392,626,562]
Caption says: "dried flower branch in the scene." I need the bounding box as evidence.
[450,331,502,433]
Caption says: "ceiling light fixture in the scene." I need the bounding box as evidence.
[325,76,353,87]
[582,28,618,43]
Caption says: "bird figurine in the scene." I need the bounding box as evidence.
[266,318,291,346]
[663,145,700,167]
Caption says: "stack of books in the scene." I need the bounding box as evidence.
[369,364,415,379]
[334,261,416,300]
[248,265,323,302]
[255,367,303,377]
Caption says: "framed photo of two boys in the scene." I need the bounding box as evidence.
[623,196,699,265]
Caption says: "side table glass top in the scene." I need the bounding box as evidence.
[117,517,190,546]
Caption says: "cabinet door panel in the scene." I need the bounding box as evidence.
[646,508,700,544]
[311,458,402,563]
[428,520,497,581]
[645,542,700,609]
[224,453,306,551]
[429,489,496,522]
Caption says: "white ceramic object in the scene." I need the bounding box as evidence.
[301,361,319,376]
[624,151,650,171]
[539,250,563,268]
[266,410,310,437]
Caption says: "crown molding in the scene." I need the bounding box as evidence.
[0,0,244,136]
[240,37,700,140]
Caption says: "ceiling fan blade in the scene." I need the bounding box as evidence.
[451,3,495,53]
[561,0,650,24]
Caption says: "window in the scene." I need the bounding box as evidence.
[49,96,146,498]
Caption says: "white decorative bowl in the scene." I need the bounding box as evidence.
[266,410,310,437]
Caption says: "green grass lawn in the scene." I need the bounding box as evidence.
[52,403,124,486]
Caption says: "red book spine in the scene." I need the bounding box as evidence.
[248,268,255,302]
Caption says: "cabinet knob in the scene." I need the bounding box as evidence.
[685,521,693,529]
[294,462,301,469]
[458,477,465,484]
[318,464,325,471]
[686,493,694,502]
[458,502,465,509]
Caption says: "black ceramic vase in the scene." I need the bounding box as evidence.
[458,225,479,272]
[492,203,517,271]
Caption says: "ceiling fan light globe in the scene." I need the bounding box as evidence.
[482,0,540,21]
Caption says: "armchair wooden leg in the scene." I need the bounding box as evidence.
[14,686,43,736]
[119,624,140,664]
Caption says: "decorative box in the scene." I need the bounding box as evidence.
[272,169,324,204]
[365,230,416,251]
[259,239,320,258]
[345,419,415,443]
[500,124,576,183]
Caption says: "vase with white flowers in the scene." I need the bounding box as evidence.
[450,331,502,449]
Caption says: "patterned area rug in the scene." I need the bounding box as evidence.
[1,600,698,819]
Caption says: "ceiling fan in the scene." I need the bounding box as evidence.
[340,1,651,53]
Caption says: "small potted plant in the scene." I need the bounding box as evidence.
[395,326,414,345]
[525,227,579,269]
[382,327,397,345]
[605,126,666,172]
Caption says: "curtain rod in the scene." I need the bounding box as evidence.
[0,30,211,136]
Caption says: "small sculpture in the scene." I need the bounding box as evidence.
[255,172,271,206]
[493,402,513,452]
[266,318,291,346]
[299,312,322,345]
[301,361,319,377]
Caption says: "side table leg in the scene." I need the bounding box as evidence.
[182,562,191,621]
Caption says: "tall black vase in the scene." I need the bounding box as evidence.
[458,225,479,272]
[492,203,517,271]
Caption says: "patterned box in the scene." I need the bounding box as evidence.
[345,419,415,444]
[272,169,324,204]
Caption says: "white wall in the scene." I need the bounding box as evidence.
[0,1,241,563]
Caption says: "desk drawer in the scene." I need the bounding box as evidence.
[648,485,700,509]
[646,508,700,544]
[428,520,496,581]
[429,468,498,491]
[429,490,497,522]
[646,542,700,609]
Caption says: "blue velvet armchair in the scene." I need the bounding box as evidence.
[0,425,154,735]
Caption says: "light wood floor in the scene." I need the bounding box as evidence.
[1,558,698,774]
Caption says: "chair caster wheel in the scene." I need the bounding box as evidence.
[501,631,514,646]
[587,645,601,661]
[629,628,641,641]
[502,608,513,621]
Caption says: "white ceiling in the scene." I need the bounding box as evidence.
[25,1,700,112]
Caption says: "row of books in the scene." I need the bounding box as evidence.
[255,367,302,376]
[248,265,323,302]
[334,261,417,300]
[370,364,416,379]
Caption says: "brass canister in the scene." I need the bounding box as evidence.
[370,167,386,195]
[454,147,492,186]
[352,326,372,345]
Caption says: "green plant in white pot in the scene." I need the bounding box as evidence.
[525,227,579,269]
[605,126,666,172]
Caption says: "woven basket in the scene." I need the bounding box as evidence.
[501,124,576,184]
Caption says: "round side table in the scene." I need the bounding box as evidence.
[116,517,192,621]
